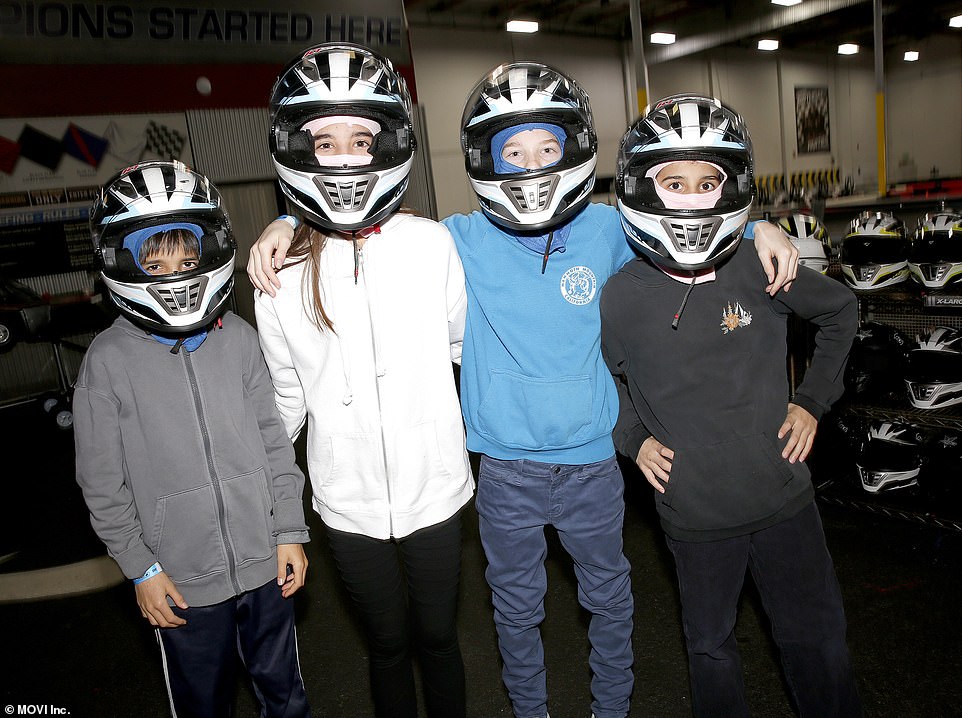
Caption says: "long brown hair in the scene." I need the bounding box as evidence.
[277,208,420,332]
[278,223,336,332]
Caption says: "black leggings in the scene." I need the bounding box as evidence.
[324,512,466,718]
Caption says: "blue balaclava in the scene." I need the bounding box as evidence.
[122,222,209,352]
[490,122,571,263]
[491,122,567,174]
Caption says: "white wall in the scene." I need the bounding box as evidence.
[885,35,962,185]
[409,27,630,219]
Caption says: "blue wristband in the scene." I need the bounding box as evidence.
[133,561,163,584]
[277,214,299,230]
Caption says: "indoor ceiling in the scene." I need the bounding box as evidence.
[404,0,962,61]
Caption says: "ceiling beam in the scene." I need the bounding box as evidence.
[645,0,869,64]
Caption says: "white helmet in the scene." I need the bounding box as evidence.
[269,43,416,231]
[90,161,235,334]
[905,326,962,409]
[777,212,831,274]
[840,211,909,290]
[908,210,962,289]
[856,421,923,493]
[460,62,597,231]
[616,94,755,271]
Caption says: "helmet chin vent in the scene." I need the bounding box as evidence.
[503,175,560,213]
[148,276,208,316]
[318,175,376,211]
[661,216,721,254]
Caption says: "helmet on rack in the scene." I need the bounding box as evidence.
[616,94,756,271]
[460,61,597,231]
[840,211,909,290]
[917,428,962,501]
[904,326,962,409]
[908,210,962,289]
[855,420,924,493]
[776,212,831,274]
[269,43,416,231]
[844,321,911,401]
[90,161,235,334]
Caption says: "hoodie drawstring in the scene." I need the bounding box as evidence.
[672,275,697,330]
[541,231,554,274]
[352,232,359,285]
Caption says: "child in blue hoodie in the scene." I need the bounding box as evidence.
[247,65,799,718]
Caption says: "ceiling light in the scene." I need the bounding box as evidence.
[650,32,676,45]
[904,50,919,61]
[950,15,962,28]
[506,20,538,33]
[838,43,859,55]
[758,39,779,51]
[771,0,802,6]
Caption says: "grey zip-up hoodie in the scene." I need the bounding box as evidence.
[74,312,309,606]
[601,240,857,541]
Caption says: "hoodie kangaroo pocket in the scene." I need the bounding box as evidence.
[220,468,274,567]
[151,484,226,584]
[476,370,592,450]
[660,434,794,532]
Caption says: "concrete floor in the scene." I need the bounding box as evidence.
[1,402,961,717]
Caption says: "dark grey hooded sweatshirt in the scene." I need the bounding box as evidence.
[601,240,857,541]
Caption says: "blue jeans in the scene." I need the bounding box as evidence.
[476,455,634,718]
[666,501,862,718]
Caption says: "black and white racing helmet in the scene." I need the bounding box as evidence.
[616,94,756,271]
[908,210,962,289]
[269,43,416,231]
[840,211,909,290]
[905,326,962,409]
[90,161,235,334]
[460,61,597,231]
[844,321,911,401]
[777,212,831,274]
[855,421,923,493]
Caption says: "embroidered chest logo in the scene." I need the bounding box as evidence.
[720,300,752,334]
[560,266,597,305]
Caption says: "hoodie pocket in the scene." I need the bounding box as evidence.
[476,370,592,450]
[220,468,274,567]
[659,434,795,532]
[150,484,226,584]
[312,431,385,508]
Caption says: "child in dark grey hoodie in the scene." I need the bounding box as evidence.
[601,96,861,718]
[74,161,310,717]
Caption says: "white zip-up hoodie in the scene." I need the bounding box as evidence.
[255,213,474,539]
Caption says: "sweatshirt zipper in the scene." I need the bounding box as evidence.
[183,350,241,593]
[358,245,395,538]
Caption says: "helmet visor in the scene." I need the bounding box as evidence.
[841,236,907,265]
[909,234,962,263]
[906,350,962,383]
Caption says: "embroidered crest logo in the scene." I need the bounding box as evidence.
[560,266,597,305]
[720,300,752,334]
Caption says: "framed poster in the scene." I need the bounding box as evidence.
[795,86,830,154]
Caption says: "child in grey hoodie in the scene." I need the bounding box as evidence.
[74,161,310,718]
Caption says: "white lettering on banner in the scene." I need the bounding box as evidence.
[0,3,404,47]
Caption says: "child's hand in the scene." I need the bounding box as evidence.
[753,221,799,295]
[277,543,308,598]
[248,219,295,296]
[778,402,817,463]
[135,573,188,628]
[636,437,674,493]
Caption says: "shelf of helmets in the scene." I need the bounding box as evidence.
[808,261,962,533]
